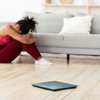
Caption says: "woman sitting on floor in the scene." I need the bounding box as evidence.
[0,16,52,65]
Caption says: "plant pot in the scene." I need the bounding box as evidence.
[45,0,51,4]
[60,0,73,4]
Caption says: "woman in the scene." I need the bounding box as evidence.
[0,16,52,65]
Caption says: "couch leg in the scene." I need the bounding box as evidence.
[66,54,70,64]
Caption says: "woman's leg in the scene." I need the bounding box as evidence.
[22,43,42,60]
[0,40,22,63]
[22,43,52,65]
[0,45,6,51]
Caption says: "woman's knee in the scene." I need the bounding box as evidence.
[9,39,22,47]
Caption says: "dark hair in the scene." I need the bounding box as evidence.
[16,16,38,34]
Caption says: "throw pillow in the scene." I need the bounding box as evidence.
[59,16,93,35]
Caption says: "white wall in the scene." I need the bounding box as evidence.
[45,0,100,14]
[0,0,43,22]
[0,0,100,21]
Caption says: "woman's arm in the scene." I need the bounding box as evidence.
[21,34,36,43]
[3,25,35,44]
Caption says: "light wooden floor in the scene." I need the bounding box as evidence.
[0,54,100,100]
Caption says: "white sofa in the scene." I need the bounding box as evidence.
[1,11,100,63]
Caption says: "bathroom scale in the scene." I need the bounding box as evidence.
[32,81,77,91]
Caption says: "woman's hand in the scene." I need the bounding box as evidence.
[21,33,36,44]
[23,34,31,39]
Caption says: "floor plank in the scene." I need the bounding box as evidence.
[0,54,100,100]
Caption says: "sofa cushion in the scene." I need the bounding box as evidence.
[23,11,74,33]
[73,14,100,34]
[91,15,100,34]
[63,34,100,49]
[35,33,64,46]
[35,34,100,49]
[59,16,92,35]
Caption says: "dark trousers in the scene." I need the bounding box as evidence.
[0,40,41,63]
